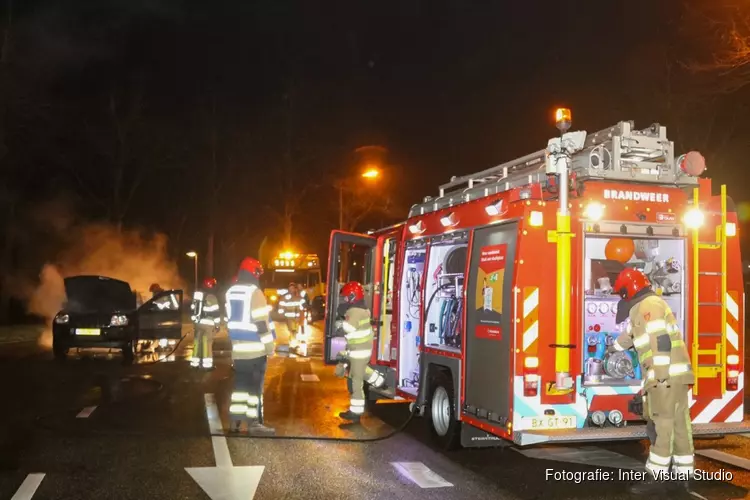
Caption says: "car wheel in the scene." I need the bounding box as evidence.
[53,343,68,361]
[428,371,461,450]
[122,342,135,365]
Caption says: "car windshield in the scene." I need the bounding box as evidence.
[63,276,136,313]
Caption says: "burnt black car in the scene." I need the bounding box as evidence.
[52,275,184,362]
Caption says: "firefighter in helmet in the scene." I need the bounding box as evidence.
[280,282,304,349]
[149,283,164,298]
[190,277,221,369]
[607,268,695,494]
[225,257,276,434]
[333,281,387,423]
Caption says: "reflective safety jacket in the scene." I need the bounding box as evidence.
[191,289,221,328]
[613,294,694,389]
[279,291,304,319]
[225,284,276,360]
[335,305,374,361]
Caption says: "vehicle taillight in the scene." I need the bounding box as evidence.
[727,354,740,391]
[524,356,539,397]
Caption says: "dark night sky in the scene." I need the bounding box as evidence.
[2,0,749,286]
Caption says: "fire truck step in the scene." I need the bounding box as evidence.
[698,272,723,276]
[698,333,721,337]
[698,241,721,247]
[697,302,723,307]
[697,363,722,368]
[514,421,750,446]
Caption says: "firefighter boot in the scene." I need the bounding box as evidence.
[669,479,699,498]
[248,420,276,435]
[338,410,361,423]
[628,474,670,495]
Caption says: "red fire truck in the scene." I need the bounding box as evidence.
[323,112,749,449]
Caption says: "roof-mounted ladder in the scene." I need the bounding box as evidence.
[410,121,700,218]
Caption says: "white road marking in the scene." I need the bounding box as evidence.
[391,462,453,488]
[696,449,750,470]
[11,473,45,500]
[186,466,265,500]
[300,374,319,382]
[204,394,223,435]
[211,437,233,468]
[76,406,97,418]
[513,446,645,470]
[186,394,265,499]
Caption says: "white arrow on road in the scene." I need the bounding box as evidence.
[185,393,265,499]
[11,473,45,500]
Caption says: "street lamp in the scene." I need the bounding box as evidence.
[339,167,381,230]
[361,166,380,179]
[186,251,198,292]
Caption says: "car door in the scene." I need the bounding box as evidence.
[137,290,184,340]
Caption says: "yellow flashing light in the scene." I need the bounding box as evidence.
[555,108,572,132]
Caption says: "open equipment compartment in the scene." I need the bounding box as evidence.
[582,233,686,387]
[423,235,468,353]
[399,241,426,396]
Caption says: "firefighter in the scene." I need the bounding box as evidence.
[608,268,695,494]
[280,282,304,348]
[225,257,276,434]
[149,283,164,298]
[190,277,221,369]
[333,281,387,423]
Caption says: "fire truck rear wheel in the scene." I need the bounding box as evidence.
[428,372,460,450]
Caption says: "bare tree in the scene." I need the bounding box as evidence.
[681,2,750,94]
[617,36,741,172]
[69,79,147,231]
[263,78,318,250]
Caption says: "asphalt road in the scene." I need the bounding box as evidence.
[0,322,749,499]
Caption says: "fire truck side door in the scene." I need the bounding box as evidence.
[324,230,377,364]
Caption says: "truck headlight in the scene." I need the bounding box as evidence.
[54,313,69,324]
[110,315,129,326]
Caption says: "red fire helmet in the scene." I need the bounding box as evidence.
[238,257,263,278]
[613,268,651,300]
[340,281,365,303]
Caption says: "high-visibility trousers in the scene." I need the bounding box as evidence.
[191,324,214,368]
[229,356,268,423]
[645,383,694,478]
[345,361,386,415]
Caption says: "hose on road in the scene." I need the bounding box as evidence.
[219,399,421,443]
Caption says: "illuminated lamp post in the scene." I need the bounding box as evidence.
[337,165,381,230]
[186,251,198,293]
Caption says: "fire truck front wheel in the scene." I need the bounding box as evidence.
[428,372,460,450]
